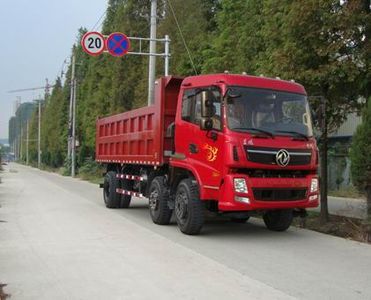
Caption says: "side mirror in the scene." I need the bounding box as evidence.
[200,118,213,131]
[201,90,214,118]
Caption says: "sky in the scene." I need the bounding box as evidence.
[0,0,108,140]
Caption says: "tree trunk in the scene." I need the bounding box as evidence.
[364,186,371,243]
[319,94,329,224]
[366,185,371,220]
[320,130,329,224]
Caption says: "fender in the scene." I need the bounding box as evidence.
[170,159,213,200]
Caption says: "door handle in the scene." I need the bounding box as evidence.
[189,143,198,154]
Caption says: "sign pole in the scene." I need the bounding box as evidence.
[148,0,157,106]
[164,35,170,76]
[71,77,77,177]
[68,51,76,161]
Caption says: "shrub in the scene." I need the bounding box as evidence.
[350,99,371,218]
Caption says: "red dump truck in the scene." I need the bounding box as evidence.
[96,74,319,235]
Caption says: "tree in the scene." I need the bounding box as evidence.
[158,0,220,75]
[350,99,371,219]
[202,0,263,74]
[254,0,368,223]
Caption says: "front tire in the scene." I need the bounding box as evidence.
[263,209,293,231]
[149,176,173,225]
[175,179,204,235]
[103,171,120,208]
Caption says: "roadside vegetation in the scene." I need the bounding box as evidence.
[350,98,371,227]
[11,0,369,176]
[293,211,371,244]
[328,186,366,199]
[7,1,370,237]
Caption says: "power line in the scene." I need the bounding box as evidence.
[166,0,198,75]
[91,10,107,32]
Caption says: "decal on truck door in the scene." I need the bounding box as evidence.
[203,144,218,162]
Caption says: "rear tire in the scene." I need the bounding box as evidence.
[175,179,204,235]
[119,178,132,208]
[149,176,173,225]
[103,171,120,208]
[263,209,293,231]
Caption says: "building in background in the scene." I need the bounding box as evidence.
[8,102,36,160]
[328,113,363,190]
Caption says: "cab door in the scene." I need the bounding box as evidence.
[175,86,224,193]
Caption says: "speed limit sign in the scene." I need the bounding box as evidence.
[81,31,105,56]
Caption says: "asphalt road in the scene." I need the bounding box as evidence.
[1,164,371,300]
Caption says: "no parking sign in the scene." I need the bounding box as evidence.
[81,31,130,57]
[106,32,131,57]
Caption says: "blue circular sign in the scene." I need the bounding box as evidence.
[106,32,130,57]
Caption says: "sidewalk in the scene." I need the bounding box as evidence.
[311,196,367,220]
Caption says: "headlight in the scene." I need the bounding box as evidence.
[310,178,318,193]
[234,178,248,193]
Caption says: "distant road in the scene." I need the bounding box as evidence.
[1,164,371,300]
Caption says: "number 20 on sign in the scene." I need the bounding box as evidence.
[81,31,105,56]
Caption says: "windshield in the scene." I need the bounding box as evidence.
[226,87,313,137]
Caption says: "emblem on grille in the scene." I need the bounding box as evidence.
[276,149,290,167]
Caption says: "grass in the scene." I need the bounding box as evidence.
[78,172,103,185]
[293,211,371,243]
[76,158,104,185]
[328,186,365,199]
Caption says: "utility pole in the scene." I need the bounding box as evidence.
[20,127,23,161]
[148,0,157,105]
[15,138,17,161]
[68,51,76,160]
[26,121,29,165]
[38,100,41,169]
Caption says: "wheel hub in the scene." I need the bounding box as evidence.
[149,190,159,210]
[175,192,188,220]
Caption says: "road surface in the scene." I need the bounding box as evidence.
[0,164,370,299]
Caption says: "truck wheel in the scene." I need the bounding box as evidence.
[103,171,120,208]
[175,179,204,235]
[148,176,173,225]
[120,178,132,208]
[263,210,293,231]
[230,217,250,223]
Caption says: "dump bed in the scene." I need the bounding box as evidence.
[96,76,183,166]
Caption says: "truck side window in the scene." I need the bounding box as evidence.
[181,87,222,130]
[210,88,222,130]
[181,89,195,122]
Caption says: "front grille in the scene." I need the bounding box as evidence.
[245,146,312,166]
[244,169,308,178]
[253,188,307,201]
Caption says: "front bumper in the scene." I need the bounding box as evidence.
[218,174,319,211]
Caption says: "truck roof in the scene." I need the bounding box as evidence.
[182,73,306,95]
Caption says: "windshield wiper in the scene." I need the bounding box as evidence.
[233,127,274,138]
[274,130,309,141]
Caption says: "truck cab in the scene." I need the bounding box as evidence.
[170,74,319,229]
